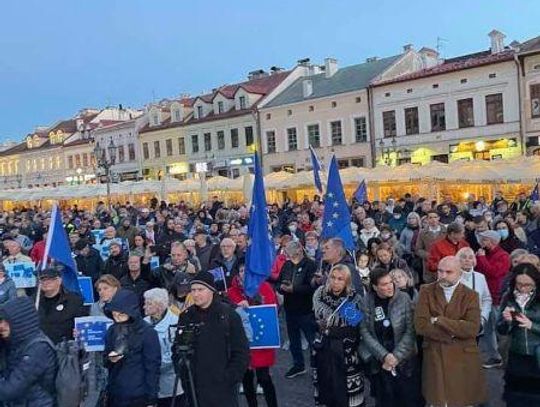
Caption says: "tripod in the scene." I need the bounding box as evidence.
[171,346,198,407]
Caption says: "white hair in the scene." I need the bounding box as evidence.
[143,288,169,309]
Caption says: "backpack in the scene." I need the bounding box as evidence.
[25,337,88,407]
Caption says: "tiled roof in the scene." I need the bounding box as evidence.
[519,36,540,55]
[63,138,92,147]
[373,49,515,87]
[264,55,402,108]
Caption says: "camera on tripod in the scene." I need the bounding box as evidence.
[171,322,200,359]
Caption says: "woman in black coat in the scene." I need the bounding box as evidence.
[494,219,525,255]
[104,289,161,407]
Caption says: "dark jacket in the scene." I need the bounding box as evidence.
[75,247,104,283]
[103,252,129,280]
[38,288,87,344]
[0,276,17,305]
[178,298,249,407]
[209,254,243,291]
[360,289,416,374]
[0,297,58,406]
[120,271,152,308]
[196,243,220,272]
[497,295,540,357]
[116,224,139,247]
[278,256,317,314]
[104,289,161,407]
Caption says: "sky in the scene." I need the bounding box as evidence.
[0,0,538,142]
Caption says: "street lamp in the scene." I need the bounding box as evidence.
[76,167,83,185]
[379,136,398,165]
[15,174,22,189]
[93,138,117,209]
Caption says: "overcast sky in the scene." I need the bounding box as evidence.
[0,0,538,141]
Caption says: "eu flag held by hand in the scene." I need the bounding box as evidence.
[336,298,363,327]
[44,204,81,295]
[247,305,280,349]
[321,156,355,251]
[244,153,275,298]
[353,180,367,204]
[309,145,323,193]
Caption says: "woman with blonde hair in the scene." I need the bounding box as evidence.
[312,265,365,406]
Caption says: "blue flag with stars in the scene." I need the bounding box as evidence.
[321,156,355,251]
[244,153,275,298]
[309,145,323,193]
[246,305,280,349]
[531,182,539,202]
[353,179,367,204]
[336,298,363,327]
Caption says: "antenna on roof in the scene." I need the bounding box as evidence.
[436,37,449,58]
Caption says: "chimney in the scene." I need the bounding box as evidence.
[76,118,84,131]
[488,29,506,54]
[403,44,413,52]
[310,65,322,75]
[248,69,267,80]
[302,79,313,98]
[324,58,338,78]
[419,47,440,69]
[509,40,521,50]
[270,66,284,74]
[297,58,311,67]
[366,57,378,63]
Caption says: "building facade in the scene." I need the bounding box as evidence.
[518,36,540,155]
[371,31,522,165]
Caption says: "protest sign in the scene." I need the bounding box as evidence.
[5,262,36,288]
[75,316,113,352]
[246,304,280,349]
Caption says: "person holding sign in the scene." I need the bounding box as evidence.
[312,264,364,407]
[228,265,278,407]
[359,268,423,407]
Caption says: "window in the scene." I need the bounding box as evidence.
[174,109,181,122]
[307,124,320,148]
[330,121,342,145]
[75,154,81,167]
[486,93,504,124]
[266,131,276,153]
[68,156,73,169]
[355,96,361,103]
[245,126,254,146]
[118,146,125,163]
[178,137,185,155]
[404,107,419,135]
[191,135,199,153]
[331,101,337,108]
[351,158,364,167]
[152,114,159,126]
[354,117,367,142]
[287,128,298,151]
[457,98,474,128]
[143,142,149,159]
[383,110,396,137]
[489,73,497,78]
[266,113,271,120]
[308,105,314,112]
[166,139,173,156]
[287,109,292,116]
[239,96,246,109]
[82,153,88,167]
[460,78,468,84]
[153,141,161,158]
[530,84,540,118]
[407,88,413,94]
[217,101,224,114]
[231,128,239,148]
[204,133,212,151]
[385,92,391,97]
[337,159,349,169]
[430,103,446,131]
[432,84,439,89]
[197,106,203,119]
[127,143,135,161]
[217,131,225,150]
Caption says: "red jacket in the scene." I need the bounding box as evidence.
[269,252,287,282]
[228,276,277,368]
[476,245,510,305]
[427,238,469,273]
[30,240,46,264]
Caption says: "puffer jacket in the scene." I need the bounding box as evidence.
[497,296,540,357]
[0,277,17,305]
[0,297,58,406]
[104,289,161,406]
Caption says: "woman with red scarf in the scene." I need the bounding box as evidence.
[228,266,278,407]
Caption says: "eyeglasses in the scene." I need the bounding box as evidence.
[437,269,453,273]
[516,282,536,289]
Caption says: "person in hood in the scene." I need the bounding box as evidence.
[0,297,58,406]
[0,263,16,305]
[104,288,161,407]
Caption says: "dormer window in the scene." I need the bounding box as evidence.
[26,136,33,149]
[197,106,203,119]
[174,109,181,122]
[239,96,246,110]
[217,101,224,114]
[152,114,159,126]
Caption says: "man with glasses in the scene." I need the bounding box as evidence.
[209,237,242,291]
[415,256,487,407]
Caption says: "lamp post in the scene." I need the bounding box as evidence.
[93,138,117,209]
[76,167,83,185]
[15,174,22,189]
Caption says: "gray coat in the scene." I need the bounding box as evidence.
[359,289,416,372]
[0,277,17,305]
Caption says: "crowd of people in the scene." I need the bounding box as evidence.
[0,190,539,406]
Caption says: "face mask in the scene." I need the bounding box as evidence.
[288,225,297,233]
[381,233,391,240]
[393,214,401,219]
[498,229,509,240]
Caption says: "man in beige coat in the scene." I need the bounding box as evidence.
[415,256,487,407]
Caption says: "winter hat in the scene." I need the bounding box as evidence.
[478,230,501,245]
[190,270,216,292]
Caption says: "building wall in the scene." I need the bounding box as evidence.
[260,89,371,173]
[522,54,540,154]
[62,143,95,184]
[372,60,521,164]
[139,125,187,179]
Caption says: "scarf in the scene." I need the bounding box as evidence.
[514,289,534,311]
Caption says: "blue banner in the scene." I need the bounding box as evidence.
[246,304,280,349]
[78,276,95,305]
[75,316,113,352]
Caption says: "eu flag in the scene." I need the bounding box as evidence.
[244,153,275,298]
[309,145,323,193]
[532,182,539,202]
[321,156,355,251]
[336,298,363,327]
[43,204,81,295]
[353,179,367,204]
[247,304,280,349]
